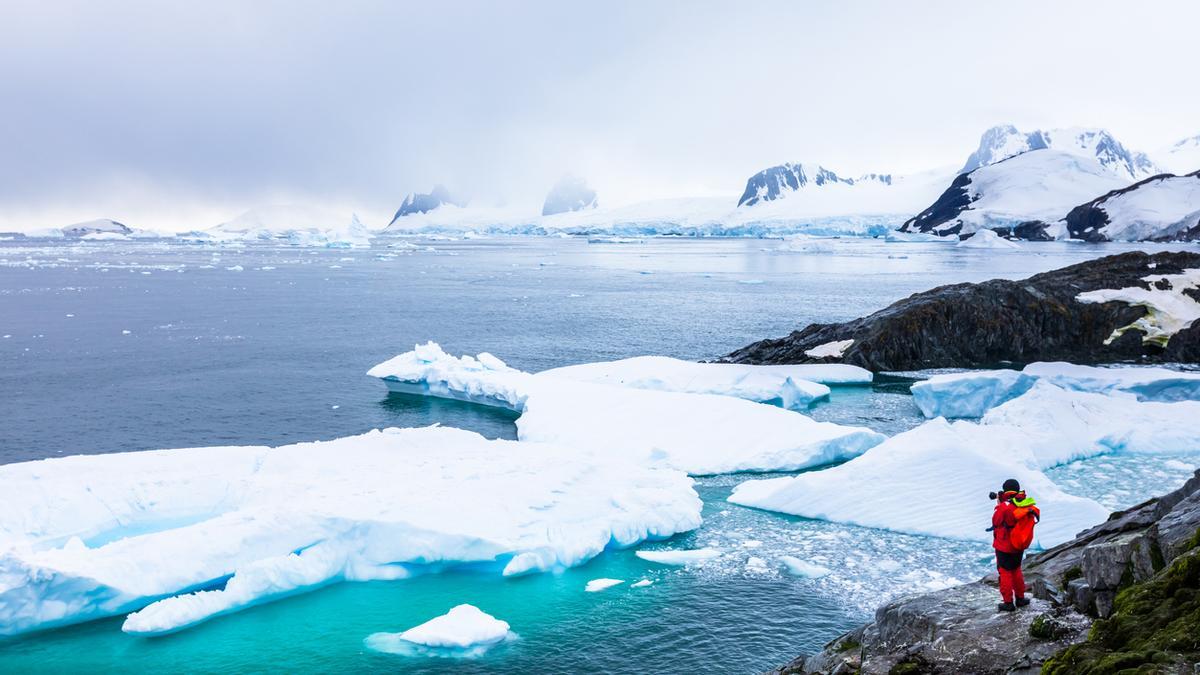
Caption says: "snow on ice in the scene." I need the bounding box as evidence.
[368,343,885,475]
[538,355,867,408]
[0,426,700,636]
[364,604,516,658]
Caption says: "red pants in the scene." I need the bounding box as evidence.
[996,550,1025,603]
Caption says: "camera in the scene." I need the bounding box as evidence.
[988,491,999,500]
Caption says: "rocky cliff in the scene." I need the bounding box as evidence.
[772,470,1200,674]
[725,251,1200,371]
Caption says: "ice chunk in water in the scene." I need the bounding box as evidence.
[585,578,625,592]
[635,548,722,566]
[364,604,516,658]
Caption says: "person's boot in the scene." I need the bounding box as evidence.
[1015,597,1030,608]
[997,602,1016,612]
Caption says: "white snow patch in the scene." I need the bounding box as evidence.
[1077,268,1200,347]
[803,339,854,359]
[780,556,832,579]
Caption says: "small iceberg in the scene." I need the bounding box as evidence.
[368,343,885,475]
[364,605,516,658]
[539,355,848,408]
[635,548,722,566]
[911,361,1200,418]
[956,229,1020,249]
[780,556,831,579]
[585,578,625,592]
[729,417,1109,548]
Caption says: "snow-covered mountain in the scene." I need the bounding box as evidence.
[1153,135,1200,175]
[737,163,893,207]
[1064,170,1200,242]
[961,125,1158,181]
[902,149,1129,238]
[61,218,132,237]
[542,175,597,216]
[195,205,373,247]
[390,185,464,224]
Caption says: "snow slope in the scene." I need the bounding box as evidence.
[729,417,1109,548]
[538,356,871,409]
[368,343,885,475]
[904,149,1130,237]
[191,205,374,247]
[1153,135,1200,175]
[911,362,1200,418]
[1064,171,1200,242]
[0,426,700,636]
[961,125,1158,181]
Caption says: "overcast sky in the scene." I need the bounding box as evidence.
[2,0,1197,230]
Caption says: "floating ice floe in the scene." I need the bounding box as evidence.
[955,229,1021,249]
[538,355,872,408]
[978,381,1200,467]
[729,417,1110,548]
[635,548,722,566]
[779,556,831,579]
[585,578,624,592]
[910,361,1200,418]
[368,343,885,475]
[1077,267,1200,347]
[0,426,700,637]
[363,604,517,658]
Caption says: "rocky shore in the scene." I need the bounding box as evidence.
[725,251,1200,371]
[772,471,1200,674]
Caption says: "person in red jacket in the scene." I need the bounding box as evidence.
[992,478,1031,612]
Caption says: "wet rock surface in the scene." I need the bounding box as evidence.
[774,471,1200,674]
[725,251,1200,371]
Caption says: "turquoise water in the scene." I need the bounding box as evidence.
[2,236,1197,672]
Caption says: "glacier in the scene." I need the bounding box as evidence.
[368,343,885,475]
[729,417,1110,548]
[910,361,1200,418]
[364,604,517,658]
[538,355,873,409]
[0,426,701,637]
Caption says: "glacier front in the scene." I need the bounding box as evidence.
[368,343,885,475]
[0,426,701,637]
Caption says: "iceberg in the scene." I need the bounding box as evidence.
[955,229,1020,249]
[538,355,870,409]
[729,418,1109,548]
[0,426,700,637]
[978,381,1200,467]
[368,343,885,475]
[364,604,516,658]
[634,548,722,566]
[187,205,374,248]
[911,361,1200,418]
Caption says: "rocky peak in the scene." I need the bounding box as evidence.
[737,163,892,207]
[391,185,463,222]
[541,175,597,216]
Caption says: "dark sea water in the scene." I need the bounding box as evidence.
[1,236,1195,673]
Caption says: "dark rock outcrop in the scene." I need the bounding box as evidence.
[390,185,463,222]
[542,175,597,216]
[776,471,1200,674]
[725,251,1200,371]
[899,171,973,236]
[737,163,891,208]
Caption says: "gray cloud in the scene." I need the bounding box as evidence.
[1,0,1197,230]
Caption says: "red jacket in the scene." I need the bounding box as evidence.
[992,498,1018,553]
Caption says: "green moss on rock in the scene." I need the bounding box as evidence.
[1042,532,1200,674]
